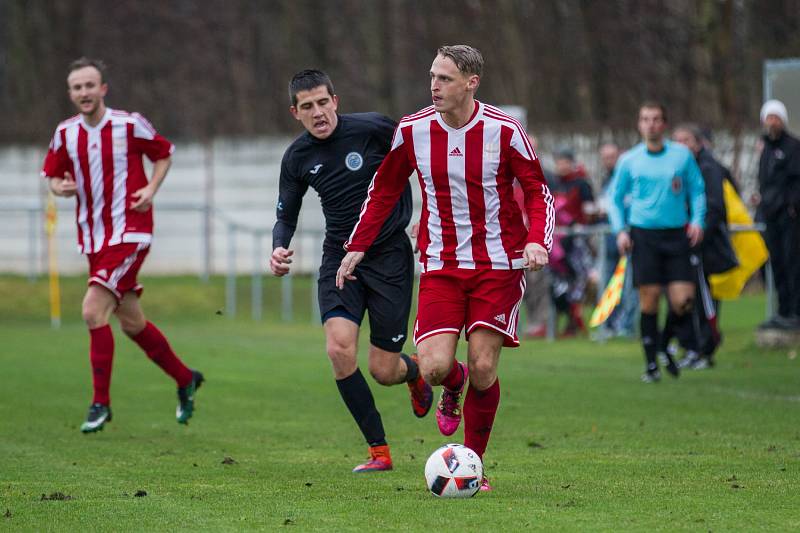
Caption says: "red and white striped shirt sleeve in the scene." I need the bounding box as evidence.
[41,127,70,179]
[132,112,174,162]
[345,126,413,252]
[507,128,554,252]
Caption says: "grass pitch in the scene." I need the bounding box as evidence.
[0,275,798,531]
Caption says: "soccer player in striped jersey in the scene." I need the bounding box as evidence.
[42,58,203,433]
[337,45,554,491]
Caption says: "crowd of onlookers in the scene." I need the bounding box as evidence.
[518,98,799,368]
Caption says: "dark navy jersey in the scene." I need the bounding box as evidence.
[272,112,412,251]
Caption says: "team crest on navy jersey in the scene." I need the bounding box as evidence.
[345,152,363,171]
[671,175,682,194]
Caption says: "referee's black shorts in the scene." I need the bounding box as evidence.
[318,232,414,353]
[630,226,693,287]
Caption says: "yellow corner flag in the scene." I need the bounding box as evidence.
[709,180,768,300]
[590,256,627,328]
[46,194,61,328]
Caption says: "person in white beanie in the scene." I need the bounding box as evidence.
[756,99,800,330]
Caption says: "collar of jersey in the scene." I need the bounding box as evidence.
[81,107,112,132]
[434,100,482,134]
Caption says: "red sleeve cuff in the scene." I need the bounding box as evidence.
[344,242,368,252]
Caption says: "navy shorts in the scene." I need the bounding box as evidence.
[630,226,693,287]
[318,233,414,352]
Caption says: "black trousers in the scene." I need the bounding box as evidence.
[763,211,800,317]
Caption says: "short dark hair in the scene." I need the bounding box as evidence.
[68,57,107,83]
[673,123,703,143]
[639,101,667,122]
[436,45,484,77]
[289,70,334,106]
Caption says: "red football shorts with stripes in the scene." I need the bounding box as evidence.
[413,269,526,348]
[87,243,150,302]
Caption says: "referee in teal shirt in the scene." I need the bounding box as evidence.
[608,102,706,383]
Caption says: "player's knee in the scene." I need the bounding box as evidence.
[326,341,356,367]
[418,358,448,387]
[467,358,496,389]
[81,302,106,329]
[673,297,694,316]
[118,316,145,337]
[367,360,395,386]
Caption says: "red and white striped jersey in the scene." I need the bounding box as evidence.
[346,101,554,272]
[41,108,174,254]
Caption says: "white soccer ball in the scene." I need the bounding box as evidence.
[424,443,483,498]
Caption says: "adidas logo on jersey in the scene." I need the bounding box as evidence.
[449,147,463,157]
[494,314,507,325]
[90,143,99,150]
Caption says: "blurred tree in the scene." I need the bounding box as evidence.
[1,0,798,142]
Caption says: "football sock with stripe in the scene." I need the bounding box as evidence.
[336,368,387,447]
[463,378,500,459]
[130,321,193,387]
[89,325,114,405]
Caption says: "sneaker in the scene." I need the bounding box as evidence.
[480,476,492,492]
[407,355,433,418]
[641,365,661,383]
[176,370,204,424]
[80,403,112,433]
[352,444,393,473]
[436,362,468,436]
[677,350,700,369]
[690,356,714,370]
[661,351,680,378]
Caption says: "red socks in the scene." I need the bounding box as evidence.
[89,325,115,405]
[440,359,465,391]
[131,322,193,387]
[463,378,500,459]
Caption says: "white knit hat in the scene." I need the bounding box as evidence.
[760,99,789,126]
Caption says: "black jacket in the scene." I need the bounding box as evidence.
[758,130,800,219]
[696,148,738,275]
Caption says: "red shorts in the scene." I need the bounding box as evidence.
[87,243,150,302]
[413,269,526,348]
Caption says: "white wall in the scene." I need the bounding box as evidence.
[0,132,762,275]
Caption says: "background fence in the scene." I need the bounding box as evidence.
[0,130,765,276]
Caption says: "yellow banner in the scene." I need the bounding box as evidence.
[708,181,768,300]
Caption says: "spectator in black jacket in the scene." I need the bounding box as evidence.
[671,124,738,368]
[755,100,800,330]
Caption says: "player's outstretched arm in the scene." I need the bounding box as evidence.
[48,171,78,197]
[336,251,365,289]
[270,247,294,277]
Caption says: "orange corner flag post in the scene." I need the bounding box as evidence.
[45,194,61,329]
[590,256,627,328]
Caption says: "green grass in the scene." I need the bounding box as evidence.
[1,275,798,531]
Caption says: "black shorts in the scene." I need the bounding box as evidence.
[630,226,693,287]
[318,233,414,352]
